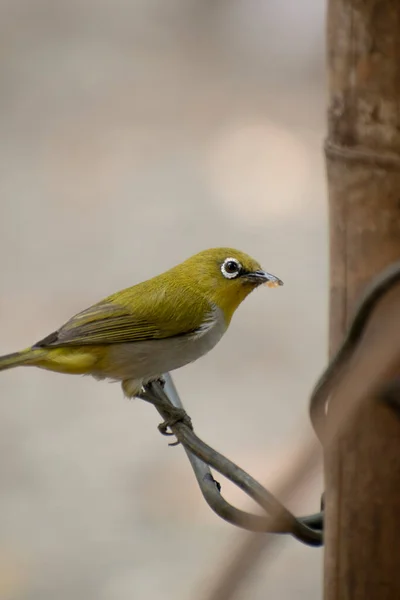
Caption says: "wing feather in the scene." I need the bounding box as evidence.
[34,285,213,348]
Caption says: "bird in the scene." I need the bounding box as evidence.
[0,247,283,397]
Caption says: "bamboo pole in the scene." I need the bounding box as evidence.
[325,0,400,597]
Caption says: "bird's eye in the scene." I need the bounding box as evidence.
[221,257,242,279]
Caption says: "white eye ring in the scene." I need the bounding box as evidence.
[221,257,242,279]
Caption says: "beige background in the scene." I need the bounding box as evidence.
[0,1,327,598]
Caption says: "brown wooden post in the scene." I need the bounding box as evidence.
[325,0,400,597]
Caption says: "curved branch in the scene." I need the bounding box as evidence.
[140,376,323,546]
[310,261,400,442]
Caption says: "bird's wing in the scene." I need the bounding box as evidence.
[33,289,213,348]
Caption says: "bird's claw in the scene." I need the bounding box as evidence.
[158,407,193,446]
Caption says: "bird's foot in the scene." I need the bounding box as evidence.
[158,407,193,447]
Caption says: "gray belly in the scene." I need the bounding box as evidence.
[92,307,227,384]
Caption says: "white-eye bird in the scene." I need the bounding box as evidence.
[0,248,283,397]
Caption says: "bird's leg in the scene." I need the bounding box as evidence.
[157,409,193,437]
[140,380,193,443]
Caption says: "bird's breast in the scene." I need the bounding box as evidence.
[94,305,227,382]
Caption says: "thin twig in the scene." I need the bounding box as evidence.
[164,375,323,535]
[140,378,322,546]
[310,260,400,442]
[203,435,322,600]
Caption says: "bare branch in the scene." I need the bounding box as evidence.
[203,434,322,600]
[310,261,400,446]
[139,378,322,546]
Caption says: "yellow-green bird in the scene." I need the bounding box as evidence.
[0,248,283,397]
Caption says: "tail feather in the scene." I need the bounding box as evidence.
[0,348,39,372]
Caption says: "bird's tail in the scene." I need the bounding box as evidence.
[0,348,43,372]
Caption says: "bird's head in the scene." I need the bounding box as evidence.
[174,247,283,325]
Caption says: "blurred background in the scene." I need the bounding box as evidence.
[0,1,327,598]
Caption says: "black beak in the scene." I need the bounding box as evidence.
[245,270,284,287]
